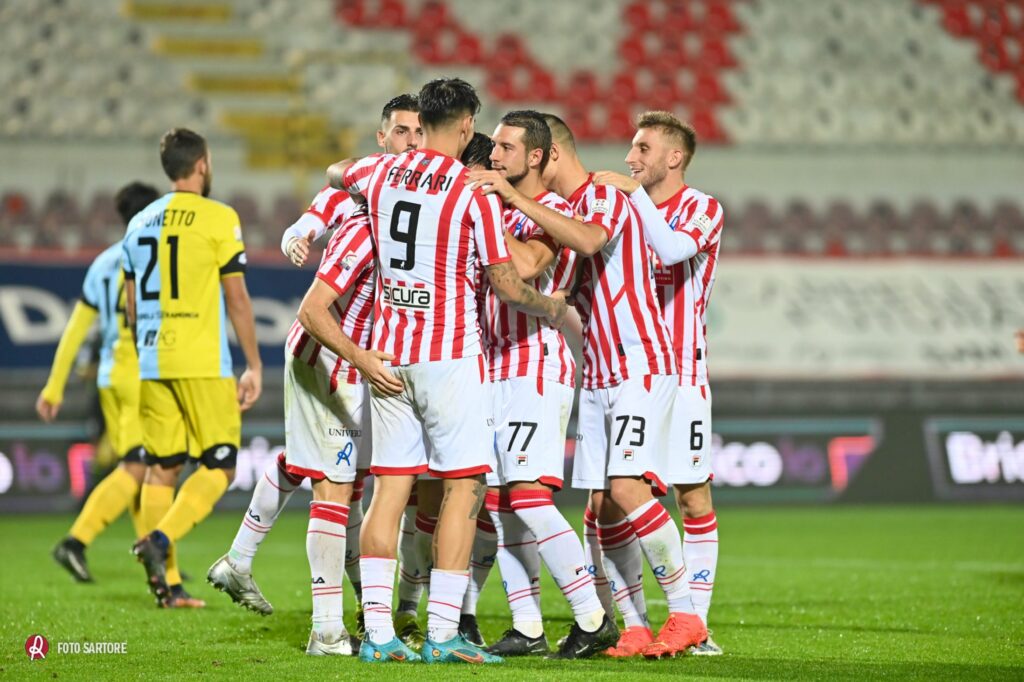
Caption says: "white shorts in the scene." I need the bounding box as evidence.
[571,374,676,495]
[664,384,713,485]
[370,356,496,478]
[283,353,370,483]
[487,378,574,489]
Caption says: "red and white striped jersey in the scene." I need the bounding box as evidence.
[306,186,358,239]
[285,210,376,390]
[569,176,676,389]
[482,191,578,387]
[342,149,510,365]
[651,186,724,386]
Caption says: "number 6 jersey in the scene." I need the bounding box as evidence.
[342,149,509,365]
[122,191,246,379]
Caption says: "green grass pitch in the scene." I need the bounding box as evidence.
[2,505,1022,680]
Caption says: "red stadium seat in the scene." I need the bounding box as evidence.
[416,0,451,32]
[618,34,649,67]
[704,0,741,34]
[624,1,654,31]
[377,0,408,28]
[689,107,725,143]
[609,71,640,101]
[337,0,367,25]
[528,68,558,101]
[565,70,601,104]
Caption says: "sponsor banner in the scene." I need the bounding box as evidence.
[709,417,883,502]
[710,259,1024,379]
[923,416,1024,501]
[0,422,297,512]
[0,261,311,368]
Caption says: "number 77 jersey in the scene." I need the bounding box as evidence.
[342,149,510,365]
[122,191,247,379]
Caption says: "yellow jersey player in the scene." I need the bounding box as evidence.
[124,128,262,608]
[43,182,159,583]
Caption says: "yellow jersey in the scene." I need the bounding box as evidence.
[122,191,246,379]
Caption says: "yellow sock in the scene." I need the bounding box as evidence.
[156,466,229,542]
[128,492,146,540]
[166,542,182,586]
[69,467,139,546]
[140,482,175,535]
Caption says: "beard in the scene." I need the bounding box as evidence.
[504,163,528,187]
[637,163,667,190]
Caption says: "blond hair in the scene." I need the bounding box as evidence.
[636,111,696,170]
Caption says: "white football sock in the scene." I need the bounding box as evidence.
[307,501,348,641]
[598,517,649,629]
[462,516,497,616]
[345,480,364,601]
[510,489,604,632]
[361,556,397,644]
[427,569,468,643]
[627,499,693,615]
[684,510,719,626]
[489,503,543,637]
[583,506,614,617]
[413,512,436,601]
[396,501,423,614]
[229,452,301,574]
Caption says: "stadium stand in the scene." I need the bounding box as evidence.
[0,0,1020,255]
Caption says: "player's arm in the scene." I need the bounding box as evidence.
[296,280,405,397]
[281,213,327,267]
[467,170,607,256]
[592,171,705,266]
[222,275,262,411]
[504,232,558,281]
[486,260,567,329]
[326,158,359,192]
[36,300,98,422]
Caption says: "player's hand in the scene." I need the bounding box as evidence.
[592,170,640,194]
[35,393,60,422]
[355,349,405,398]
[546,290,569,330]
[465,170,519,204]
[286,229,316,267]
[1016,330,1024,354]
[237,367,262,411]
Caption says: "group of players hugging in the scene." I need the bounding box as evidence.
[41,77,723,664]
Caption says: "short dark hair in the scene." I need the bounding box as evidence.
[460,132,493,169]
[159,128,207,181]
[381,93,419,127]
[541,113,576,153]
[500,110,551,173]
[418,78,480,130]
[115,182,160,225]
[636,110,697,170]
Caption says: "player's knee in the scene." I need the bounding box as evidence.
[312,479,354,504]
[144,461,183,486]
[608,476,652,515]
[120,460,147,484]
[674,482,713,517]
[199,443,238,470]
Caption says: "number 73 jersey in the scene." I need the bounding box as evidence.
[342,149,509,365]
[122,191,247,379]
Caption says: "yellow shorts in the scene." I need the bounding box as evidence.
[97,379,144,462]
[140,377,241,468]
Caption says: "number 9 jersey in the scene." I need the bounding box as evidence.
[121,191,247,379]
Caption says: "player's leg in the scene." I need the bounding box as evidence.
[346,474,367,627]
[416,357,502,664]
[500,379,616,658]
[582,503,613,616]
[306,479,354,655]
[604,376,705,658]
[131,379,188,605]
[208,452,302,614]
[395,488,422,615]
[484,488,545,656]
[666,384,721,655]
[143,378,240,607]
[54,386,145,582]
[595,488,651,655]
[394,477,438,647]
[458,504,497,646]
[358,374,424,662]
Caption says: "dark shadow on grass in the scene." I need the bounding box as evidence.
[713,619,923,635]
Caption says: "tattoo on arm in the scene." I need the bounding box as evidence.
[488,261,553,318]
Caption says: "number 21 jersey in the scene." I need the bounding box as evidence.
[343,149,509,365]
[122,191,246,379]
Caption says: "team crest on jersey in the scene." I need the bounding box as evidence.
[516,454,528,467]
[591,198,610,215]
[688,212,713,234]
[623,449,635,461]
[382,282,432,310]
[341,252,357,270]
